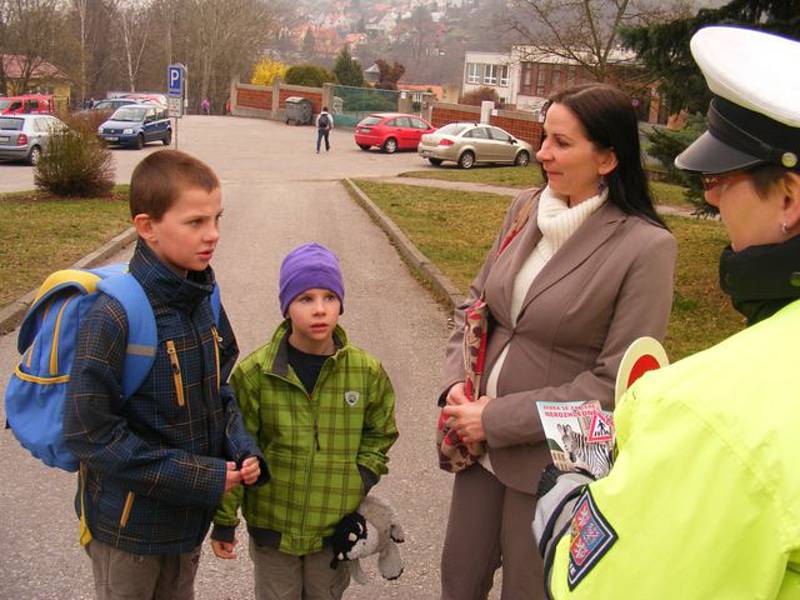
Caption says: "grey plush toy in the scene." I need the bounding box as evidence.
[333,495,405,584]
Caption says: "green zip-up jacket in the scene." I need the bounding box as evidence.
[212,320,398,556]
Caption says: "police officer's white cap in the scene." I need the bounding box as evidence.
[675,26,800,174]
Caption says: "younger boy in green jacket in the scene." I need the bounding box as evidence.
[211,242,398,599]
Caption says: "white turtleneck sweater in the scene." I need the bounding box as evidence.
[480,185,608,471]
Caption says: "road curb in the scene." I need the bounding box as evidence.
[343,178,464,310]
[0,226,138,335]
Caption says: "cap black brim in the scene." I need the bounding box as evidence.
[674,131,765,174]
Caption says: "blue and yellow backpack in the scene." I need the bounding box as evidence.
[4,264,221,472]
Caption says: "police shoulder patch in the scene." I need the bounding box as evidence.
[567,486,617,590]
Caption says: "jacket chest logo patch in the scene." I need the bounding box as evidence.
[567,487,617,590]
[344,391,360,407]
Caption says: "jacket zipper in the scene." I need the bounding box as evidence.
[211,325,221,393]
[166,340,185,406]
[188,319,213,454]
[120,491,135,528]
[297,360,332,533]
[299,391,318,535]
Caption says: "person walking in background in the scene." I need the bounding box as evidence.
[438,82,677,599]
[316,106,334,154]
[533,26,800,600]
[201,98,211,115]
[211,243,398,600]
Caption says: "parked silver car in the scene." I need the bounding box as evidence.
[418,122,534,169]
[0,114,66,165]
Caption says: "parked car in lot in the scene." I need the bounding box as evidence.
[97,104,171,149]
[90,98,139,113]
[0,94,56,115]
[0,114,66,164]
[117,93,168,108]
[354,112,435,153]
[418,122,534,169]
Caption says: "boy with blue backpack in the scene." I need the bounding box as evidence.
[58,150,268,599]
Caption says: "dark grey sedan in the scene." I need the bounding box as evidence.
[0,114,66,165]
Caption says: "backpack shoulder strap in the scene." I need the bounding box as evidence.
[96,274,157,399]
[210,283,221,326]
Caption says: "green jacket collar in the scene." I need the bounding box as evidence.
[261,319,349,378]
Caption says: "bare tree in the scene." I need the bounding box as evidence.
[0,0,66,94]
[69,0,118,102]
[179,0,294,111]
[503,0,692,85]
[119,0,153,92]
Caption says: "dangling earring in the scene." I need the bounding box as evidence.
[782,222,790,235]
[597,175,608,194]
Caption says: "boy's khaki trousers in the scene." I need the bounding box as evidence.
[86,539,200,600]
[249,538,350,600]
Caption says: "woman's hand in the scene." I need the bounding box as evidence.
[442,395,492,443]
[446,381,469,405]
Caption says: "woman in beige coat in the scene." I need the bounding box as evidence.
[439,83,677,599]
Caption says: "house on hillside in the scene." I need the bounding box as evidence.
[462,46,669,124]
[1,54,71,109]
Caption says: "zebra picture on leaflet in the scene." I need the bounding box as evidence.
[536,337,669,478]
[537,401,614,478]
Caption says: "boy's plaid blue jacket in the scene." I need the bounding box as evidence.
[64,240,267,555]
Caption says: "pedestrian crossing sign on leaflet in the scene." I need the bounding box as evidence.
[587,413,613,443]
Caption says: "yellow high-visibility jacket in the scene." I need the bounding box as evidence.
[549,299,800,599]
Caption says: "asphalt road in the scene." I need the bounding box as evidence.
[0,117,487,599]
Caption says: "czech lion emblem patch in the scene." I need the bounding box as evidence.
[567,487,617,590]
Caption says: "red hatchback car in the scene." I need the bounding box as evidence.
[354,112,435,153]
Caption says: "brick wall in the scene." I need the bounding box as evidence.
[489,113,542,149]
[277,89,322,113]
[237,87,272,110]
[431,103,543,150]
[431,103,480,128]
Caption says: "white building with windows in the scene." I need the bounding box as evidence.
[461,51,518,105]
[461,47,667,124]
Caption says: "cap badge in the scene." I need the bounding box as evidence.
[781,152,798,168]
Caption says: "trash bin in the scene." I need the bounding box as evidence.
[284,96,313,126]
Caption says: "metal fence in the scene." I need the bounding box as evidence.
[332,84,402,128]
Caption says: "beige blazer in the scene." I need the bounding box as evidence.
[442,188,677,495]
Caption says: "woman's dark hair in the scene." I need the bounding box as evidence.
[543,83,668,229]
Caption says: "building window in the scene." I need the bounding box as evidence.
[499,65,509,87]
[466,63,481,84]
[551,66,562,91]
[567,65,577,85]
[484,64,497,85]
[536,66,547,96]
[521,62,536,95]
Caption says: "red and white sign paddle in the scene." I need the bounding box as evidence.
[614,336,669,405]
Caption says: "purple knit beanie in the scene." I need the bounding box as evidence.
[279,243,345,316]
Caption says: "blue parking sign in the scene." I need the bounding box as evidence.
[168,64,184,97]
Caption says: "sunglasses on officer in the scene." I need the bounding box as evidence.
[700,169,753,192]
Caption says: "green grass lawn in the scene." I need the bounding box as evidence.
[352,179,744,361]
[399,167,695,210]
[0,187,131,309]
[400,165,544,189]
